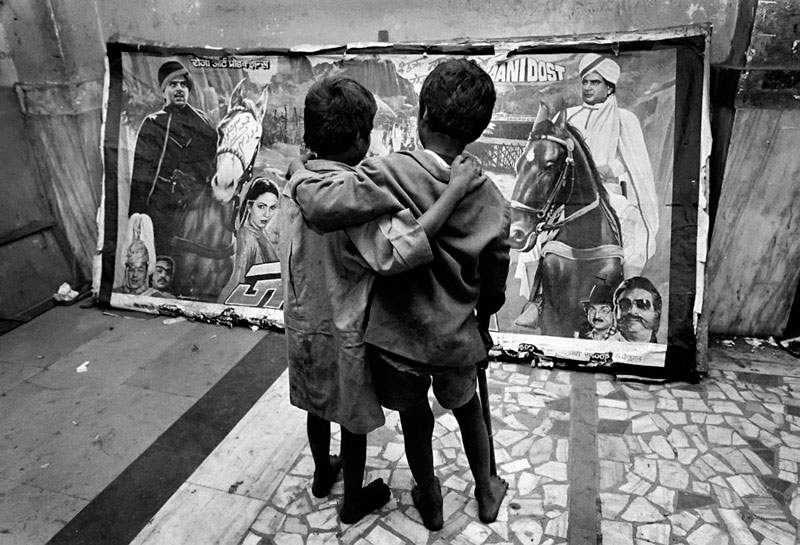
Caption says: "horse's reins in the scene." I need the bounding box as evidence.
[509,133,599,234]
[170,106,263,260]
[215,106,262,231]
[215,106,261,185]
[216,142,259,184]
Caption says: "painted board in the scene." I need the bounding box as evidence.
[99,28,708,376]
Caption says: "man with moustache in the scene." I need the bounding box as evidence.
[140,255,176,298]
[580,284,624,341]
[613,276,661,343]
[128,60,217,258]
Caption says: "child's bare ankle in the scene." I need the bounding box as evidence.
[477,475,508,524]
[339,478,390,524]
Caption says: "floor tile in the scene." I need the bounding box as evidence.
[0,478,88,545]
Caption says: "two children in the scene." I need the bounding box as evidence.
[281,58,510,528]
[278,74,486,524]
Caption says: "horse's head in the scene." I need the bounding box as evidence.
[211,78,269,203]
[509,103,575,251]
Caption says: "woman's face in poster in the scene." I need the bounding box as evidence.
[248,192,279,229]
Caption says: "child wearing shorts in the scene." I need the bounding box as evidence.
[292,58,510,530]
[279,75,484,523]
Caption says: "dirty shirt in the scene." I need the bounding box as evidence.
[279,159,433,434]
[294,150,511,369]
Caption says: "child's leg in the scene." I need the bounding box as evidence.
[338,426,390,524]
[369,348,442,529]
[399,401,443,530]
[307,413,342,497]
[399,401,435,487]
[452,393,508,523]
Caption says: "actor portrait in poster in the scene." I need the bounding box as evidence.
[566,54,659,278]
[128,61,217,271]
[492,50,675,353]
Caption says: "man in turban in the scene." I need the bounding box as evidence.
[128,60,217,259]
[566,54,659,277]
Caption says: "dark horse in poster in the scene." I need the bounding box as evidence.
[170,79,269,300]
[509,103,624,337]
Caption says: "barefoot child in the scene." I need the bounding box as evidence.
[278,75,485,524]
[293,59,510,530]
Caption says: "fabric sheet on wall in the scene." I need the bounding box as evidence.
[99,27,708,377]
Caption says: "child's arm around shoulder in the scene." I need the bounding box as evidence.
[346,209,432,275]
[344,153,487,275]
[290,159,402,233]
[415,153,485,238]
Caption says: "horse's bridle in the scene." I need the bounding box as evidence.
[509,133,598,234]
[215,106,261,191]
[216,143,258,183]
[214,106,263,235]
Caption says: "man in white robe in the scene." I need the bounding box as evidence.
[566,54,659,277]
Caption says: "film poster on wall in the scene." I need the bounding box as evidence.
[99,26,709,377]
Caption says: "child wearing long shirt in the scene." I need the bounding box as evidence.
[278,75,484,523]
[292,60,510,530]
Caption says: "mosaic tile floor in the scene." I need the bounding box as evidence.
[231,363,800,545]
[144,354,800,545]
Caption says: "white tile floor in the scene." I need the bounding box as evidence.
[133,347,800,545]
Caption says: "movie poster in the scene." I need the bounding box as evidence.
[100,29,707,374]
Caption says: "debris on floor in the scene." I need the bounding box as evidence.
[53,282,79,303]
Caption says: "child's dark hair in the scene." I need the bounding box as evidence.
[303,76,377,156]
[418,58,496,143]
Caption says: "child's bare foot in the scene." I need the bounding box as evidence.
[411,477,443,531]
[477,475,508,523]
[339,478,391,524]
[311,455,342,498]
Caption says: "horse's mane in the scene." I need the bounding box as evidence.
[530,117,602,189]
[529,119,568,141]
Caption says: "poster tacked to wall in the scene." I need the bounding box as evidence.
[100,27,708,376]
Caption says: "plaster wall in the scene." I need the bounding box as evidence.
[0,0,749,332]
[3,0,742,90]
[96,0,739,63]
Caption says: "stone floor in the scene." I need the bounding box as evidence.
[0,305,284,545]
[131,342,800,545]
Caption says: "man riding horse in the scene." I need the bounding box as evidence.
[509,103,624,337]
[565,54,659,277]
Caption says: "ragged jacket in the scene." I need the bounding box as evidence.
[280,159,433,433]
[295,150,511,369]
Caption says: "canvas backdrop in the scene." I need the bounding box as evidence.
[99,28,708,377]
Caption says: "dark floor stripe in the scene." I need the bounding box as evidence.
[47,330,288,545]
[567,372,599,545]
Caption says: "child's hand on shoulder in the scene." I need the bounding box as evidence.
[450,153,486,197]
[286,152,316,180]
